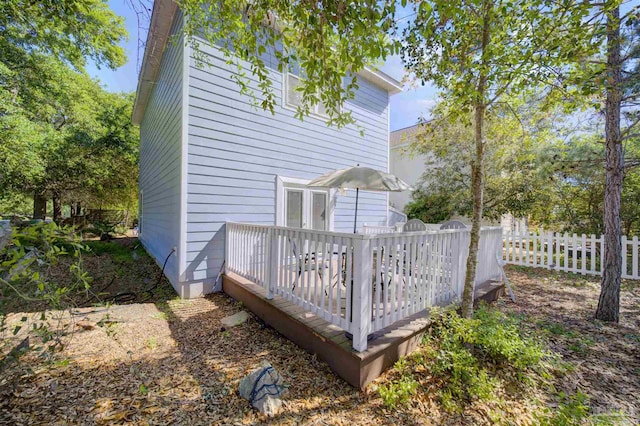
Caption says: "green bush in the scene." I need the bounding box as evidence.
[0,222,92,357]
[379,375,419,409]
[378,305,551,413]
[427,305,549,411]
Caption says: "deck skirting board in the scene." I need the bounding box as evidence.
[222,272,504,388]
[223,273,434,388]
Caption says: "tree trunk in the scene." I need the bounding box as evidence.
[33,192,47,220]
[461,104,486,318]
[70,203,75,217]
[76,202,82,216]
[461,0,491,319]
[596,4,623,322]
[52,194,62,223]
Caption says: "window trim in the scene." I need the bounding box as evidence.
[275,176,334,231]
[282,72,330,120]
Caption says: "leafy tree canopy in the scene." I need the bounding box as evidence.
[0,1,135,217]
[406,97,563,222]
[0,0,127,70]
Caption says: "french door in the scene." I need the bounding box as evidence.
[284,188,328,231]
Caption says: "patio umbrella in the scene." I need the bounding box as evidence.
[307,165,412,233]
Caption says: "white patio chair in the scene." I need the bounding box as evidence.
[288,237,331,292]
[439,220,467,230]
[403,219,427,232]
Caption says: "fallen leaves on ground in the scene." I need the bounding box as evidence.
[0,265,638,425]
[498,266,640,421]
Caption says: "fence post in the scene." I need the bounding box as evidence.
[547,231,556,269]
[451,231,462,301]
[632,236,639,279]
[590,234,596,272]
[265,228,275,299]
[554,232,559,270]
[581,234,587,275]
[352,236,372,352]
[621,235,628,278]
[600,234,605,274]
[225,223,231,274]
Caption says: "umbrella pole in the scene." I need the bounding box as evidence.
[353,187,359,233]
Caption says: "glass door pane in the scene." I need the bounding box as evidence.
[286,190,303,228]
[311,192,327,230]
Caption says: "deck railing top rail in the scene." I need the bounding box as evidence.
[228,221,502,239]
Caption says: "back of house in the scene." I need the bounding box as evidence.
[132,0,402,298]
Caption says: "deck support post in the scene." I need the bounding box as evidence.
[266,228,276,299]
[352,236,372,352]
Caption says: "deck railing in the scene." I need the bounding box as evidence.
[362,223,442,234]
[226,223,503,351]
[361,224,397,235]
[503,230,640,279]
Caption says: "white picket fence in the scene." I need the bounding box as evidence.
[226,223,503,351]
[503,230,640,279]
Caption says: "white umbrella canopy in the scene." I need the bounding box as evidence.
[306,166,412,192]
[307,165,412,233]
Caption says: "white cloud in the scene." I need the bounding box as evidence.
[417,99,437,109]
[390,86,440,130]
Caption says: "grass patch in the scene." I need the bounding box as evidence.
[84,240,150,263]
[145,337,158,350]
[536,320,597,354]
[536,391,630,425]
[567,337,595,354]
[538,320,578,338]
[85,240,135,262]
[151,311,169,321]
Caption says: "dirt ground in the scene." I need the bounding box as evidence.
[0,256,638,424]
[1,237,176,314]
[496,266,640,421]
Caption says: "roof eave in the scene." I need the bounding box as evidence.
[357,67,403,95]
[131,0,178,125]
[132,2,403,123]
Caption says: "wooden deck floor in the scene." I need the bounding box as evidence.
[222,272,504,389]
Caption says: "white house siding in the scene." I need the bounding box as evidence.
[138,12,184,291]
[183,39,390,293]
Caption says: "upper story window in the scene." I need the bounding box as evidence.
[284,73,328,118]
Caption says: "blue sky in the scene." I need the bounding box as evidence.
[87,0,438,131]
